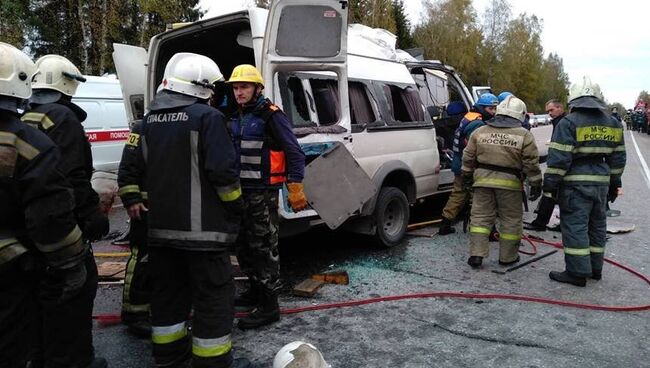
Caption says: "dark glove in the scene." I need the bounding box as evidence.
[608,186,619,203]
[462,171,474,192]
[223,196,246,220]
[56,261,88,304]
[542,185,559,200]
[528,185,542,201]
[82,210,109,241]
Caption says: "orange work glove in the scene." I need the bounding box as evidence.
[287,182,308,212]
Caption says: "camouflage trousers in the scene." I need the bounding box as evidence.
[235,189,281,293]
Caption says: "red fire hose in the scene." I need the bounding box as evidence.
[95,235,650,326]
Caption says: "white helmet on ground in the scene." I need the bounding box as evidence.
[0,42,37,100]
[162,52,224,99]
[568,75,604,102]
[32,55,85,96]
[273,341,330,368]
[496,95,527,122]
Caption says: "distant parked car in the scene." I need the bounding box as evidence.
[536,114,551,126]
[528,114,550,128]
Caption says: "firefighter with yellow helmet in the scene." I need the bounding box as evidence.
[226,64,307,329]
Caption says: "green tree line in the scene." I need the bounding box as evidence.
[0,0,202,75]
[6,0,631,112]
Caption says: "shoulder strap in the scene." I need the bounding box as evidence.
[464,112,482,121]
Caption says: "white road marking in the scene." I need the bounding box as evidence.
[628,131,650,190]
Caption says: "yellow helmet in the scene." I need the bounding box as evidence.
[226,64,264,86]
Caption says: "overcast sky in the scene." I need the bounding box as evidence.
[200,0,650,109]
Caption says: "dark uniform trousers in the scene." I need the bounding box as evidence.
[236,190,281,293]
[531,195,555,228]
[39,253,98,368]
[1,253,99,368]
[149,246,234,368]
[0,259,41,368]
[559,185,608,277]
[121,215,151,323]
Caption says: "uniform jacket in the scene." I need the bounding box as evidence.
[130,91,242,251]
[229,96,305,189]
[1,108,85,269]
[21,99,100,224]
[462,115,542,191]
[631,111,647,126]
[544,96,626,192]
[451,106,492,175]
[117,120,147,207]
[550,112,566,134]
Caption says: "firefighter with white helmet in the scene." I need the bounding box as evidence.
[115,52,228,341]
[545,76,626,286]
[23,54,109,242]
[0,43,107,368]
[120,52,256,367]
[17,53,108,367]
[463,95,542,268]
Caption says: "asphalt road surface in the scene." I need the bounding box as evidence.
[92,126,649,368]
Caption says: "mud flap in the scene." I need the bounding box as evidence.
[303,142,376,229]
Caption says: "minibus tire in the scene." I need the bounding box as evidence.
[374,187,409,247]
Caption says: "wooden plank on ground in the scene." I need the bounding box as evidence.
[293,279,325,297]
[98,261,126,280]
[311,270,349,285]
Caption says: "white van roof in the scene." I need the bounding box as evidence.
[74,76,123,100]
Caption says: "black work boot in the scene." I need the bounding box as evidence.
[85,357,108,368]
[591,270,602,280]
[549,271,586,287]
[237,290,280,330]
[467,256,483,268]
[127,320,152,339]
[438,218,456,235]
[523,221,546,231]
[235,283,260,312]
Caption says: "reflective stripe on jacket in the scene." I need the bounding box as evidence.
[462,115,542,191]
[2,109,86,268]
[544,98,626,191]
[137,98,241,250]
[118,121,147,208]
[229,96,304,189]
[21,101,100,223]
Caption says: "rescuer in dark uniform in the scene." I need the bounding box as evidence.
[544,76,626,286]
[122,52,251,367]
[0,42,106,368]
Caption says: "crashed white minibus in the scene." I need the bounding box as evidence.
[113,0,477,246]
